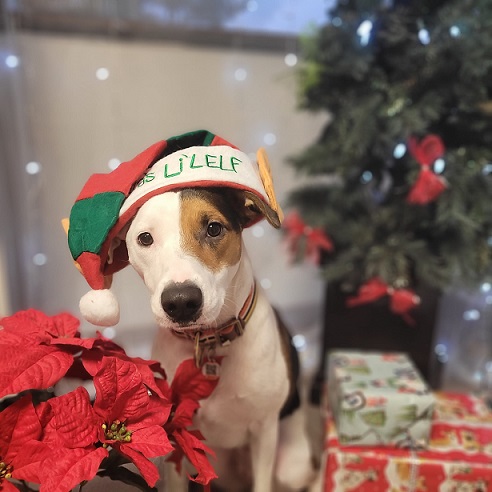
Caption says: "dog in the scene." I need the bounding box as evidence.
[68,131,315,491]
[123,187,314,491]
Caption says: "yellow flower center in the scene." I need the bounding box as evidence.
[101,420,132,444]
[0,460,13,482]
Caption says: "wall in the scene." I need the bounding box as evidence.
[3,31,327,340]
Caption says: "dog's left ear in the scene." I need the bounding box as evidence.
[242,190,282,229]
[242,147,283,229]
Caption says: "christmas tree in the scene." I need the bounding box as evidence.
[288,0,492,312]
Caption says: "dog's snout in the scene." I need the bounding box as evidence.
[161,282,203,324]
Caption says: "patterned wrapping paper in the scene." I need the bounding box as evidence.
[323,392,492,491]
[328,351,435,447]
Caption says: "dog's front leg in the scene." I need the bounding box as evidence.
[249,416,279,492]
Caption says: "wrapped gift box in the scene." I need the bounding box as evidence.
[323,392,492,491]
[328,350,435,447]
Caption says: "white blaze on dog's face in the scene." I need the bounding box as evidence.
[125,188,257,330]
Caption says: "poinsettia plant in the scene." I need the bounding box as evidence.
[0,309,218,492]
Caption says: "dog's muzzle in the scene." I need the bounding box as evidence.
[160,281,203,324]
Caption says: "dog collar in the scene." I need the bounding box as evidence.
[172,283,257,368]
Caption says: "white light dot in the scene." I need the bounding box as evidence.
[5,55,19,68]
[418,29,430,45]
[331,16,342,27]
[433,158,446,174]
[463,309,480,321]
[96,67,110,80]
[33,253,47,266]
[25,161,41,175]
[108,158,121,170]
[434,343,447,356]
[449,26,461,37]
[361,170,373,183]
[284,53,298,67]
[246,0,258,12]
[483,164,492,175]
[486,295,492,305]
[393,143,407,159]
[292,334,306,351]
[102,327,116,339]
[263,133,277,146]
[234,68,247,81]
[481,282,492,293]
[252,225,265,238]
[260,278,272,290]
[357,20,373,46]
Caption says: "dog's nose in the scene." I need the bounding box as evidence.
[161,282,203,324]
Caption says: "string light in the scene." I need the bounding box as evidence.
[25,161,41,175]
[234,68,247,81]
[263,133,277,146]
[393,143,406,159]
[284,53,298,67]
[32,253,47,266]
[260,278,272,289]
[449,25,461,37]
[418,28,430,45]
[331,16,342,27]
[292,334,307,351]
[5,54,19,68]
[108,158,121,170]
[433,158,446,174]
[481,282,491,293]
[357,20,373,46]
[463,309,480,321]
[96,67,110,80]
[361,170,373,183]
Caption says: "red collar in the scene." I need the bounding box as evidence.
[171,283,257,367]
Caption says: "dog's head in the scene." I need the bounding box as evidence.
[123,187,279,330]
[67,130,282,327]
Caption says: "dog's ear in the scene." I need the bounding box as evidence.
[242,190,282,229]
[107,222,130,265]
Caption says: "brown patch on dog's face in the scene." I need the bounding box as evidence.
[180,188,243,272]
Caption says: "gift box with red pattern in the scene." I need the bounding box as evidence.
[328,351,435,447]
[322,392,492,491]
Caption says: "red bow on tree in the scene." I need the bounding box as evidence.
[347,277,421,325]
[406,134,447,205]
[283,211,334,264]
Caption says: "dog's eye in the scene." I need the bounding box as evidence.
[207,222,223,238]
[137,232,154,246]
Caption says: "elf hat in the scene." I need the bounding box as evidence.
[67,129,283,327]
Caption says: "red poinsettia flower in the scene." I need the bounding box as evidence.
[0,395,45,491]
[0,310,96,398]
[34,387,109,492]
[82,335,168,399]
[0,310,81,345]
[162,359,220,485]
[92,356,173,487]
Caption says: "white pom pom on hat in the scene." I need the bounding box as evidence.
[66,130,282,326]
[80,289,120,327]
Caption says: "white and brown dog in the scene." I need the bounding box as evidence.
[68,131,314,492]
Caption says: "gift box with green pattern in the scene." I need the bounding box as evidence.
[328,350,435,447]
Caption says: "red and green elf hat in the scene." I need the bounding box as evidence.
[67,129,282,327]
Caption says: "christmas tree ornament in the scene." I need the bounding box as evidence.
[283,210,334,264]
[406,134,448,205]
[347,278,420,325]
[66,130,281,326]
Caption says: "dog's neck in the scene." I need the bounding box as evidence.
[223,244,256,321]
